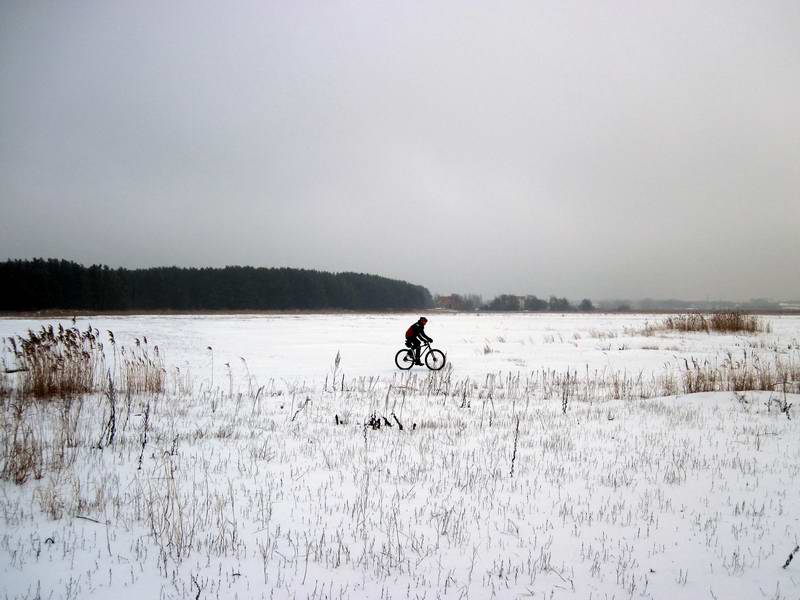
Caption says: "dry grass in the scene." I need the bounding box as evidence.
[3,326,165,400]
[709,312,770,333]
[0,391,84,485]
[679,351,800,395]
[651,312,771,335]
[0,414,43,484]
[115,336,166,394]
[0,369,8,398]
[1,325,165,485]
[7,325,102,398]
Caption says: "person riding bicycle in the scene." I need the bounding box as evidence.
[405,317,432,365]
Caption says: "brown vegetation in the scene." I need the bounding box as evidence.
[652,312,771,334]
[9,325,101,397]
[1,325,165,484]
[3,325,164,399]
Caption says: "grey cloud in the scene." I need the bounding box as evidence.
[1,0,798,301]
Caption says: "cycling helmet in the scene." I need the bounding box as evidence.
[419,317,428,324]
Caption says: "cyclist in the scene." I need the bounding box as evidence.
[405,317,433,365]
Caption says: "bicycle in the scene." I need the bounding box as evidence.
[394,340,446,371]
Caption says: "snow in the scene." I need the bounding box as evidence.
[1,313,799,599]
[1,312,797,383]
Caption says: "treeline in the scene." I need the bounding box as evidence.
[436,293,793,313]
[597,297,787,312]
[435,293,594,312]
[0,259,433,311]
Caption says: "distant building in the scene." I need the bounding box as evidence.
[436,295,461,310]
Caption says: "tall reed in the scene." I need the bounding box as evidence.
[3,325,165,400]
[654,312,771,334]
[117,336,165,394]
[7,325,104,398]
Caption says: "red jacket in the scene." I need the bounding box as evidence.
[405,322,432,342]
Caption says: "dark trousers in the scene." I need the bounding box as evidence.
[405,338,421,361]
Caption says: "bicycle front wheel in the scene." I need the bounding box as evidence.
[425,349,446,371]
[395,348,414,370]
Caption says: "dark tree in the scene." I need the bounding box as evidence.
[548,296,573,312]
[524,295,548,311]
[487,294,523,311]
[0,259,433,311]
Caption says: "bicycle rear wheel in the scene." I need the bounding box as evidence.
[395,348,414,370]
[425,349,446,371]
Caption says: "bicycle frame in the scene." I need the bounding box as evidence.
[406,340,432,357]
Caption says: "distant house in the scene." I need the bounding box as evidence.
[436,295,461,310]
[435,294,484,311]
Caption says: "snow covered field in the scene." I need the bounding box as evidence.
[1,313,799,599]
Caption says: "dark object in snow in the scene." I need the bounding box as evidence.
[392,413,404,430]
[783,545,799,569]
[362,412,409,432]
[509,415,520,478]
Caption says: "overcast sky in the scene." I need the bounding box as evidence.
[1,1,798,301]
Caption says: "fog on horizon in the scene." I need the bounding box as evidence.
[1,1,798,302]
